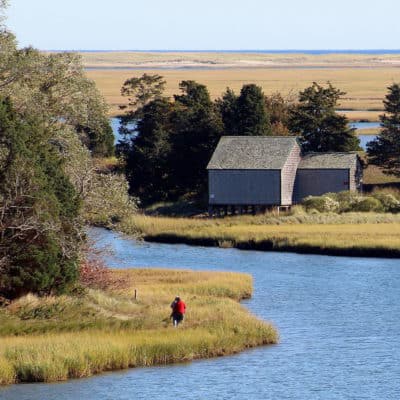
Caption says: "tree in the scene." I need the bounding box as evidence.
[367,83,400,176]
[121,73,166,110]
[119,80,223,204]
[289,82,360,152]
[236,84,271,136]
[0,97,81,299]
[123,98,173,205]
[217,84,271,136]
[265,92,295,135]
[216,88,239,135]
[169,81,223,198]
[54,126,138,226]
[118,73,167,139]
[0,39,114,156]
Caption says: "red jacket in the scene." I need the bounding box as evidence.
[172,300,186,314]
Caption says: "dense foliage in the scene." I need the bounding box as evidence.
[119,78,224,205]
[0,98,81,299]
[119,76,367,206]
[367,83,400,176]
[0,25,114,156]
[289,82,360,152]
[0,4,127,299]
[217,84,272,136]
[301,190,400,213]
[119,76,278,205]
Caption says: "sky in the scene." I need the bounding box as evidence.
[6,0,400,50]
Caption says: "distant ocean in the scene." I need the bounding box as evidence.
[61,49,400,55]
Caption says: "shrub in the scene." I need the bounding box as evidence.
[371,193,400,213]
[332,191,361,212]
[350,196,384,212]
[302,195,339,213]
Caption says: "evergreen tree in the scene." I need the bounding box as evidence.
[0,97,81,299]
[367,83,400,176]
[217,84,271,136]
[289,82,360,152]
[216,88,239,135]
[123,98,173,205]
[236,84,271,136]
[169,81,223,198]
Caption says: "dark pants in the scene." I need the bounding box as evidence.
[172,312,184,326]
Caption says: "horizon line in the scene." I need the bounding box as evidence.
[42,49,400,53]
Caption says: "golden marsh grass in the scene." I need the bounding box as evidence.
[0,269,277,384]
[121,214,400,257]
[86,65,400,119]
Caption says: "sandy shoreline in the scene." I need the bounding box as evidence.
[78,51,400,70]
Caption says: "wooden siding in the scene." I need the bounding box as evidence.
[208,170,281,205]
[350,159,363,191]
[281,144,301,205]
[294,169,350,202]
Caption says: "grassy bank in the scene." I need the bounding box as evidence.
[119,212,400,258]
[0,269,277,385]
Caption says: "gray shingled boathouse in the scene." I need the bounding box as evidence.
[206,136,362,212]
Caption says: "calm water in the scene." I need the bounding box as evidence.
[358,134,377,150]
[2,227,400,400]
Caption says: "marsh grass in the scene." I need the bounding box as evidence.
[121,213,400,257]
[86,66,400,118]
[0,269,276,384]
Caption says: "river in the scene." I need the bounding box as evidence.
[2,227,400,400]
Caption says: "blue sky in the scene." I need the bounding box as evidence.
[7,0,400,50]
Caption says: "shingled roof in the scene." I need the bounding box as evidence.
[207,136,299,170]
[298,152,359,169]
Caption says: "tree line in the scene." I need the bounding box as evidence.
[117,75,362,205]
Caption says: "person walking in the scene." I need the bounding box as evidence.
[170,296,186,327]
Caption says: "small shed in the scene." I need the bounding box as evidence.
[207,136,301,206]
[294,152,363,202]
[207,136,363,210]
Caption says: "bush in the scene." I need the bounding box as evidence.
[331,191,361,212]
[302,195,339,213]
[350,196,384,212]
[371,193,400,213]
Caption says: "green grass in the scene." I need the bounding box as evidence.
[0,269,277,385]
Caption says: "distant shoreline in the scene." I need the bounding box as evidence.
[49,49,400,55]
[85,65,400,71]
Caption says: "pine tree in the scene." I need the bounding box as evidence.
[289,82,360,152]
[367,83,400,176]
[237,84,271,136]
